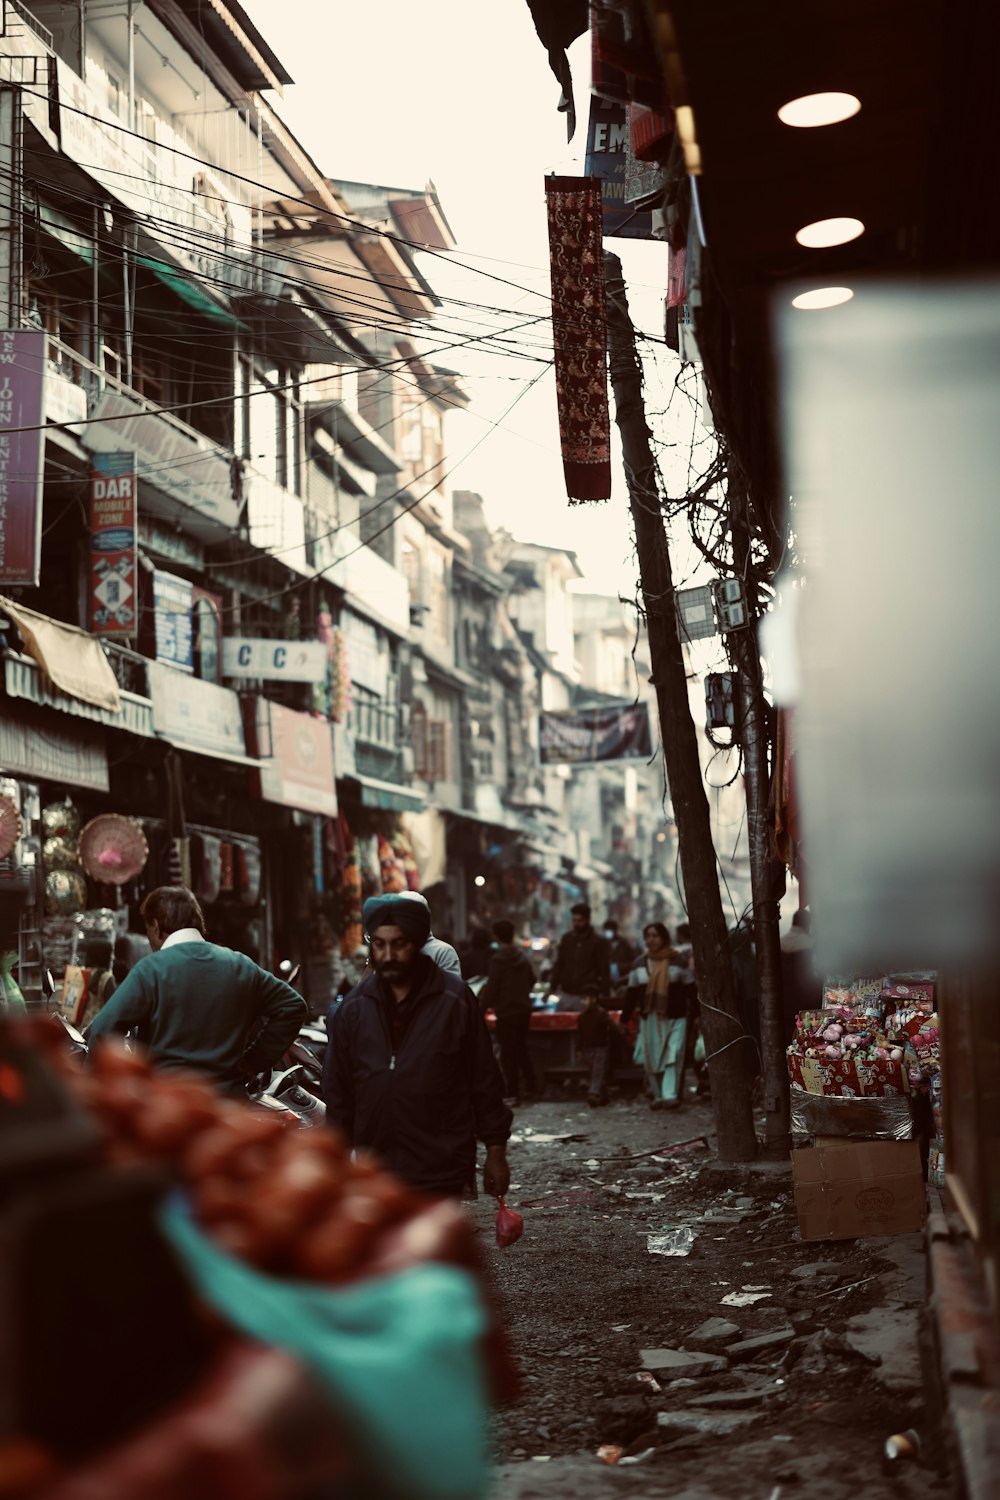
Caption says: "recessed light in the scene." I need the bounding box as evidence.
[795,216,865,249]
[778,92,861,128]
[791,286,855,310]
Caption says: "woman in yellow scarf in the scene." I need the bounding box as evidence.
[622,922,690,1109]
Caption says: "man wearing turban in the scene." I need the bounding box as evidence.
[322,894,512,1199]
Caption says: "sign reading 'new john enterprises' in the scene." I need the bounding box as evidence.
[539,701,653,766]
[0,330,47,586]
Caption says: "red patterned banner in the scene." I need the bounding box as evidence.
[545,176,611,503]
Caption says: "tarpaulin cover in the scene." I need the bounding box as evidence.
[161,1199,491,1500]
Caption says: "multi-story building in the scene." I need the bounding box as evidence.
[0,1,468,1002]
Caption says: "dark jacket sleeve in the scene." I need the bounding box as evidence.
[85,964,153,1046]
[619,955,648,1027]
[466,994,513,1148]
[322,1000,356,1142]
[241,968,307,1074]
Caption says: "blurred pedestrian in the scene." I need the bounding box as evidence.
[576,983,625,1106]
[550,903,611,1011]
[395,890,462,977]
[481,919,537,1103]
[780,906,817,1044]
[621,922,689,1110]
[461,927,493,981]
[324,895,512,1198]
[88,886,306,1095]
[602,918,635,992]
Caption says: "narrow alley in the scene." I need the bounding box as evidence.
[480,1094,947,1500]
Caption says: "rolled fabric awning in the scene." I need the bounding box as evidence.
[0,596,121,713]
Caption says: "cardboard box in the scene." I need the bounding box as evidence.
[795,1053,910,1097]
[792,1140,925,1241]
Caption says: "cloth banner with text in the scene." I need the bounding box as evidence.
[539,701,652,765]
[545,175,611,502]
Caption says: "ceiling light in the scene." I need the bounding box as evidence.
[791,286,855,311]
[795,216,865,249]
[778,92,861,128]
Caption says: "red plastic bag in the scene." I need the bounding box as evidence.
[494,1196,524,1249]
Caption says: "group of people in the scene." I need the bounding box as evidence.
[83,883,705,1211]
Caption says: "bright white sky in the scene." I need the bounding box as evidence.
[241,0,705,597]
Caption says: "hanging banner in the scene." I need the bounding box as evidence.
[539,701,653,765]
[152,569,194,673]
[545,176,611,503]
[584,100,656,240]
[89,451,137,636]
[0,330,47,586]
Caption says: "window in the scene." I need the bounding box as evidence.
[411,699,428,778]
[192,590,222,683]
[429,720,448,783]
[237,357,304,495]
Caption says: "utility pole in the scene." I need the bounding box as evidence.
[729,482,790,1157]
[604,252,757,1162]
[0,85,24,326]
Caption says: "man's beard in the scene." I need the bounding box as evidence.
[375,960,413,984]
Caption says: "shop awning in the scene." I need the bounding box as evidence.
[343,772,425,813]
[4,653,153,737]
[0,598,121,712]
[138,254,245,330]
[166,740,264,769]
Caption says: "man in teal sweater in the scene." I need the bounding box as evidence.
[87,885,306,1094]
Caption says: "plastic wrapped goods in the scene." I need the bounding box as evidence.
[790,1084,913,1141]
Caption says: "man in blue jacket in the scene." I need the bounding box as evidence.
[87,885,306,1094]
[323,894,512,1199]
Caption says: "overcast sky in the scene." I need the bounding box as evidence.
[241,0,687,597]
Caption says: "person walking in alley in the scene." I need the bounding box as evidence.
[576,984,626,1106]
[621,922,690,1109]
[602,918,635,993]
[87,885,306,1094]
[550,903,611,1011]
[323,894,512,1199]
[481,919,537,1103]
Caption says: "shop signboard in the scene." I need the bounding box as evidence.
[255,699,337,816]
[152,570,194,673]
[0,330,47,586]
[584,100,656,240]
[89,452,137,636]
[539,701,652,766]
[222,637,328,684]
[148,661,247,761]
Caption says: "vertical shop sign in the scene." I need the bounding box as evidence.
[0,330,47,586]
[584,99,655,239]
[89,451,137,635]
[152,569,194,672]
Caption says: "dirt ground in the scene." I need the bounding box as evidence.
[472,1085,954,1500]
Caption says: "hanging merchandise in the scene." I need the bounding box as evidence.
[393,829,421,892]
[357,835,381,899]
[45,869,89,915]
[219,841,235,894]
[79,815,149,891]
[339,846,363,959]
[0,795,22,860]
[329,627,352,724]
[41,799,81,842]
[378,834,407,894]
[236,843,262,907]
[192,834,222,905]
[0,951,26,1013]
[42,835,80,872]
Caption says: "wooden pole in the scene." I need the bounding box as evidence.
[604,252,757,1162]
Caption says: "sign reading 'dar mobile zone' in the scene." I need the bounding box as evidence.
[539,702,653,766]
[89,452,137,636]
